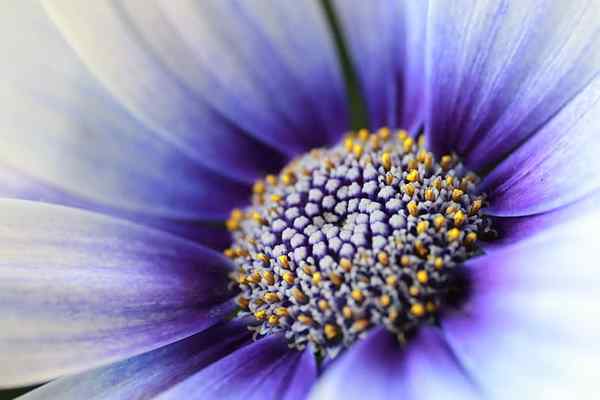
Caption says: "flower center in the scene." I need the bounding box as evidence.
[225,128,492,357]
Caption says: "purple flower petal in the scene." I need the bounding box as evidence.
[156,335,317,400]
[333,0,427,132]
[442,212,600,398]
[480,77,600,216]
[425,0,599,172]
[309,328,478,400]
[0,200,235,388]
[43,0,348,158]
[0,3,252,225]
[19,320,252,400]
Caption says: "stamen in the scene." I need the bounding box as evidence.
[227,128,493,357]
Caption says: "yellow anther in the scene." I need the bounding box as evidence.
[385,174,395,185]
[416,270,429,284]
[381,152,392,171]
[278,255,289,269]
[407,201,419,217]
[401,255,411,267]
[342,306,353,319]
[470,199,482,216]
[254,298,265,307]
[340,258,352,272]
[434,257,444,270]
[415,240,429,257]
[251,211,266,225]
[270,194,283,203]
[369,135,381,150]
[445,175,455,186]
[256,253,269,264]
[378,126,391,140]
[388,308,399,321]
[377,252,390,266]
[298,314,313,325]
[454,210,466,226]
[312,272,322,285]
[235,248,249,258]
[386,275,398,286]
[253,180,266,194]
[445,205,457,215]
[318,299,330,311]
[351,289,364,303]
[380,294,391,307]
[452,189,464,202]
[440,155,453,170]
[352,143,364,158]
[434,215,446,229]
[281,171,296,186]
[266,174,277,185]
[405,183,416,197]
[409,286,420,296]
[416,220,430,235]
[324,159,335,171]
[447,228,461,242]
[407,159,419,170]
[247,272,261,285]
[330,272,344,286]
[264,292,280,303]
[352,319,370,332]
[410,303,426,317]
[324,323,339,340]
[262,271,275,285]
[274,307,289,317]
[465,232,478,246]
[397,129,409,141]
[292,287,307,304]
[358,128,370,141]
[402,137,414,153]
[230,208,243,220]
[424,188,436,202]
[303,265,315,274]
[268,315,279,326]
[224,248,236,258]
[426,302,437,313]
[433,177,442,190]
[282,271,295,285]
[344,136,354,152]
[225,218,240,231]
[238,297,250,309]
[255,309,267,320]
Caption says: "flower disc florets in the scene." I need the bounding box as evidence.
[225,128,492,357]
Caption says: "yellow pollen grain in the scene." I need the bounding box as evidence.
[385,174,395,185]
[398,129,408,141]
[386,275,398,286]
[283,271,295,284]
[303,265,315,274]
[342,306,353,319]
[381,152,392,171]
[410,303,425,317]
[358,128,370,141]
[433,177,442,190]
[274,307,289,317]
[235,248,249,258]
[225,218,240,232]
[406,169,419,182]
[252,180,265,194]
[407,159,419,170]
[446,175,455,186]
[324,323,339,340]
[330,272,344,286]
[401,255,411,267]
[238,297,250,309]
[264,292,280,303]
[318,299,330,311]
[415,240,429,257]
[352,143,364,158]
[281,171,296,186]
[256,253,269,264]
[416,220,429,235]
[298,314,313,325]
[344,136,354,152]
[454,210,466,226]
[378,126,391,140]
[465,232,478,245]
[237,273,247,285]
[424,188,436,202]
[409,286,419,296]
[447,228,461,242]
[434,257,444,270]
[340,258,352,272]
[351,289,364,303]
[312,272,322,285]
[251,211,265,225]
[255,309,267,320]
[268,315,279,326]
[292,287,307,304]
[416,270,429,284]
[388,308,399,322]
[405,183,415,197]
[266,174,277,185]
[470,199,482,215]
[224,248,236,258]
[247,272,261,285]
[403,137,414,153]
[270,194,283,203]
[452,189,464,202]
[377,252,390,266]
[407,201,419,217]
[440,155,453,170]
[278,255,289,269]
[370,135,381,150]
[262,271,275,285]
[352,319,370,332]
[380,294,391,307]
[445,205,457,215]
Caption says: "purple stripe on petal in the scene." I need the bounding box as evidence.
[425,0,599,172]
[333,0,427,132]
[156,335,316,400]
[43,0,348,160]
[20,320,252,400]
[442,214,600,398]
[0,200,235,388]
[309,327,477,400]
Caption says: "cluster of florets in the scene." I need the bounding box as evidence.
[225,127,491,357]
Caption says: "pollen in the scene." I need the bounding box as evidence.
[227,127,493,357]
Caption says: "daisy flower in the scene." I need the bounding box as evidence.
[1,1,599,399]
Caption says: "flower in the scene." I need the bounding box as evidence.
[1,1,599,399]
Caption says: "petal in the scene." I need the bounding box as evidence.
[426,0,600,171]
[0,200,235,388]
[480,77,600,216]
[333,0,427,131]
[43,0,348,158]
[19,321,252,400]
[0,2,252,226]
[156,335,317,400]
[443,212,600,398]
[309,328,478,400]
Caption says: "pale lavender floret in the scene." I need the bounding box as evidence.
[363,164,378,180]
[336,186,349,200]
[371,221,389,235]
[340,243,355,257]
[324,213,339,223]
[356,213,369,224]
[323,225,339,239]
[348,182,361,197]
[313,242,327,257]
[286,193,301,205]
[334,201,347,215]
[261,232,277,246]
[340,229,352,241]
[308,188,324,202]
[282,227,297,241]
[362,181,378,195]
[369,210,386,223]
[294,246,307,262]
[309,231,324,245]
[348,198,359,213]
[329,237,342,252]
[325,179,341,193]
[313,174,327,187]
[372,235,388,249]
[285,207,300,220]
[272,244,288,257]
[305,203,320,217]
[390,214,406,228]
[378,186,395,200]
[304,224,318,236]
[386,198,402,211]
[346,167,361,181]
[350,233,367,247]
[272,219,287,232]
[322,195,336,210]
[291,233,306,248]
[358,198,371,212]
[293,216,310,230]
[319,255,335,269]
